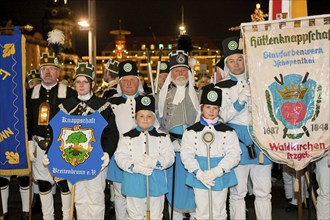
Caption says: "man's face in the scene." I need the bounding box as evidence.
[171,67,188,86]
[104,70,111,83]
[158,72,168,89]
[135,110,155,131]
[198,76,210,89]
[40,65,60,86]
[226,54,245,75]
[119,75,139,96]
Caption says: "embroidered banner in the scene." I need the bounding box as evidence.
[241,15,330,170]
[0,27,30,175]
[48,111,107,185]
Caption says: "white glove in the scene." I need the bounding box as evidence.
[42,154,50,166]
[133,163,153,176]
[101,152,110,171]
[140,155,158,168]
[28,140,36,162]
[173,140,181,152]
[196,170,215,189]
[204,166,224,182]
[238,86,251,105]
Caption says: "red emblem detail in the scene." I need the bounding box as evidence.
[281,102,307,126]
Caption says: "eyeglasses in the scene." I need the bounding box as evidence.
[75,80,90,84]
[40,67,58,72]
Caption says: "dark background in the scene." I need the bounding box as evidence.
[1,0,329,57]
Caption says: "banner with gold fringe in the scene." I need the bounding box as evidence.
[0,26,30,175]
[241,15,330,171]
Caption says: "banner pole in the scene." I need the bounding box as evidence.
[29,168,33,220]
[296,170,303,220]
[0,186,3,220]
[69,184,76,220]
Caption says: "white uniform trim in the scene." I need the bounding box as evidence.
[31,83,68,99]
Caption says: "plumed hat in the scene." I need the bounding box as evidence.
[39,52,59,67]
[169,50,189,70]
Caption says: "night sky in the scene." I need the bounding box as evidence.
[1,0,329,57]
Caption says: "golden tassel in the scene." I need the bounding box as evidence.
[259,151,264,164]
[294,176,299,193]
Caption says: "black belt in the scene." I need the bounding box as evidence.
[169,132,183,140]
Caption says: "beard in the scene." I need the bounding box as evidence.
[173,76,188,86]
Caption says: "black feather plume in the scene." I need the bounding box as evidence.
[177,35,193,53]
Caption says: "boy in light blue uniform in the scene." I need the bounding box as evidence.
[115,95,175,219]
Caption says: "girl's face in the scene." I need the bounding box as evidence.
[74,76,93,96]
[136,110,155,131]
[202,104,220,120]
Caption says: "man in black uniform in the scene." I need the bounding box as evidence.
[26,52,76,219]
[102,58,120,100]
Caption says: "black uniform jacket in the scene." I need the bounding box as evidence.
[26,83,76,142]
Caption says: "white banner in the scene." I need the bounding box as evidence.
[242,15,330,170]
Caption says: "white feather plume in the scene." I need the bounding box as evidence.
[47,29,65,45]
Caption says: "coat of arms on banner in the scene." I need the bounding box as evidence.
[267,73,318,139]
[59,124,95,167]
[48,111,107,185]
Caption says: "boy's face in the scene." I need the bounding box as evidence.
[136,110,155,131]
[202,104,220,120]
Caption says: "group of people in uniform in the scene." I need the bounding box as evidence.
[0,35,329,220]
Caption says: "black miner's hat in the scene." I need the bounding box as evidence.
[118,61,138,78]
[200,84,222,107]
[135,95,155,113]
[222,36,243,58]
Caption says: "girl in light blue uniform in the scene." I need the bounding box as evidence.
[181,84,241,219]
